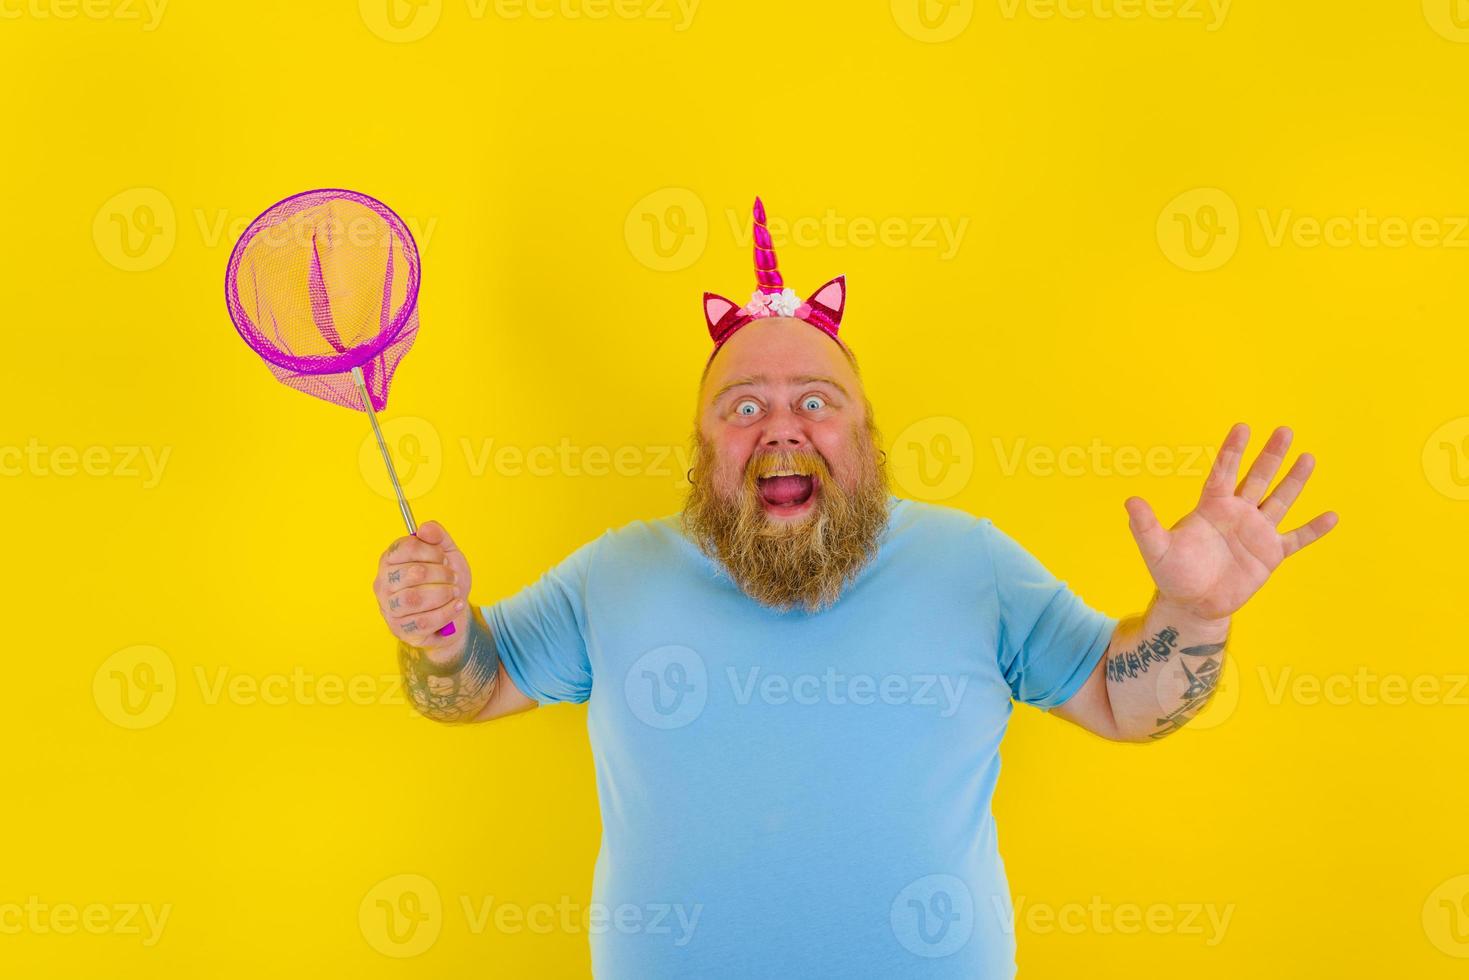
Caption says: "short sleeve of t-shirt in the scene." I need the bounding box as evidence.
[980,519,1117,709]
[482,534,603,706]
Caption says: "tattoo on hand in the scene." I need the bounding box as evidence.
[398,611,499,723]
[1105,626,1181,684]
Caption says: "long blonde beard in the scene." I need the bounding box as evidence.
[681,419,892,614]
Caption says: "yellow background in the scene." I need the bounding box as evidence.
[3,0,1467,975]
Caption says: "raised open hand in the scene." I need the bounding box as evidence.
[1124,423,1338,623]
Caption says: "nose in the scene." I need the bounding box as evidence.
[761,404,809,451]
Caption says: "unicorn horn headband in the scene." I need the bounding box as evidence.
[702,197,847,362]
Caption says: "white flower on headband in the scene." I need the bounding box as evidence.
[768,288,802,317]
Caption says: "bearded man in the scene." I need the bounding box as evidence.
[372,199,1338,977]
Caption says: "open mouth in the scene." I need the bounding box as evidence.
[757,472,817,512]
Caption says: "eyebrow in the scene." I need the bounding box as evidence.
[710,374,850,405]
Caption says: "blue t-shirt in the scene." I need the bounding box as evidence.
[484,496,1116,978]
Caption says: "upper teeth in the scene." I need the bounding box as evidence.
[766,470,804,477]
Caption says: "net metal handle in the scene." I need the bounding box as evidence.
[352,366,456,638]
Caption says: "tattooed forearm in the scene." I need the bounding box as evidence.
[398,608,499,723]
[1147,648,1224,739]
[1097,600,1231,741]
[1105,626,1181,683]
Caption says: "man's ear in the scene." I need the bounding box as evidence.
[704,292,743,340]
[804,276,846,328]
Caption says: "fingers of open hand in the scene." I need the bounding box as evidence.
[1258,453,1316,525]
[1125,496,1170,566]
[1281,510,1339,559]
[1201,422,1250,499]
[1236,426,1292,504]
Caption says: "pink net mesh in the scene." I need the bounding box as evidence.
[225,189,420,412]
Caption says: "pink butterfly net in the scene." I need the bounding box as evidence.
[225,188,452,635]
[225,188,420,412]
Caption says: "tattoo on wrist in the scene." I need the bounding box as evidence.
[398,611,499,723]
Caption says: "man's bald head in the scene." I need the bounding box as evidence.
[697,316,865,418]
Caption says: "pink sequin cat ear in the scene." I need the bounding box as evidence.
[803,276,846,331]
[704,292,744,344]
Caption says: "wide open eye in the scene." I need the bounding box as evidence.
[735,399,760,417]
[801,395,826,412]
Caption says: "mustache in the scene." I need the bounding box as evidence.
[744,449,831,486]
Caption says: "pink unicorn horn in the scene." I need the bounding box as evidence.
[752,196,784,295]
